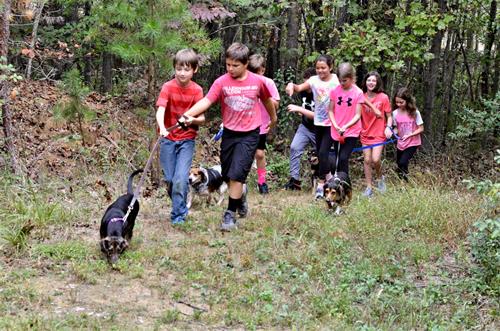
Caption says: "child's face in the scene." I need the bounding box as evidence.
[395,97,406,109]
[339,77,354,89]
[257,67,266,76]
[315,61,332,80]
[226,58,247,79]
[175,64,196,87]
[366,75,377,92]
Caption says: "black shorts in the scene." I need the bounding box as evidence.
[257,134,267,150]
[220,127,259,183]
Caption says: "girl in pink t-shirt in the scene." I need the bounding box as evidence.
[328,63,364,179]
[392,87,424,181]
[360,71,393,197]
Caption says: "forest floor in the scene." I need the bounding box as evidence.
[0,81,498,330]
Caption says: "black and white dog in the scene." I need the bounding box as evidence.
[324,171,352,215]
[187,165,227,208]
[100,169,142,264]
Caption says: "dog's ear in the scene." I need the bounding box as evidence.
[100,238,111,252]
[117,237,129,253]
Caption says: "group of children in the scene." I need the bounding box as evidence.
[156,44,424,230]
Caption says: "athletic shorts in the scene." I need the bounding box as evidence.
[220,127,259,183]
[257,134,267,150]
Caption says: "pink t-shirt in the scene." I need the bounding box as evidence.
[259,76,280,134]
[206,72,271,132]
[329,84,364,141]
[360,92,391,145]
[393,109,424,150]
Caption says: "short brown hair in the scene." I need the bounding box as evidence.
[248,54,265,73]
[173,49,199,70]
[337,62,355,79]
[225,43,249,64]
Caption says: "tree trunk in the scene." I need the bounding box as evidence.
[480,0,497,97]
[101,51,113,93]
[1,0,22,175]
[266,24,281,76]
[283,2,300,73]
[26,0,46,79]
[422,0,446,147]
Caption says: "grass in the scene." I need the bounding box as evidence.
[0,169,498,330]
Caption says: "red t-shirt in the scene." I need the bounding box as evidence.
[156,79,203,141]
[360,92,391,145]
[205,72,271,132]
[329,84,364,140]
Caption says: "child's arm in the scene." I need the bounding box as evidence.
[287,104,314,119]
[181,97,213,125]
[361,98,382,118]
[340,103,362,132]
[402,124,424,141]
[156,106,168,137]
[384,112,393,139]
[328,101,341,132]
[190,113,206,126]
[286,81,311,96]
[263,97,277,129]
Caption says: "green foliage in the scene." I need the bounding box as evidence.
[0,56,23,107]
[465,149,499,293]
[53,68,95,143]
[449,93,500,140]
[272,68,300,139]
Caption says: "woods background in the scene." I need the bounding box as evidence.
[0,0,499,175]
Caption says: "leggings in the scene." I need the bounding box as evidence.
[396,146,418,181]
[315,126,334,180]
[330,137,357,176]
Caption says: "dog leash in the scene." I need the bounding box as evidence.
[351,127,400,153]
[122,121,184,224]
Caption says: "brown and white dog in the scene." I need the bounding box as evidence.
[324,171,352,215]
[187,165,227,208]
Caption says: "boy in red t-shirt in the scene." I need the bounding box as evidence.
[181,43,277,231]
[156,49,205,225]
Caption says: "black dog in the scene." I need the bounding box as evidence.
[307,150,320,195]
[100,169,142,264]
[324,171,352,215]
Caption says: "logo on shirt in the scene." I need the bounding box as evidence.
[337,97,352,107]
[302,97,315,110]
[224,96,255,112]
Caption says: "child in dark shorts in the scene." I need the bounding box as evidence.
[247,54,280,194]
[181,43,277,231]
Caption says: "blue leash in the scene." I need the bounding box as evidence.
[212,124,224,142]
[351,128,400,153]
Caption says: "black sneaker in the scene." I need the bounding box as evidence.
[237,185,248,218]
[284,177,301,191]
[258,182,269,194]
[220,210,237,232]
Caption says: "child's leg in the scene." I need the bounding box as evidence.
[396,146,417,181]
[316,126,334,182]
[372,145,384,179]
[337,137,357,175]
[289,124,314,180]
[255,149,266,184]
[363,148,373,188]
[159,138,177,198]
[170,139,195,223]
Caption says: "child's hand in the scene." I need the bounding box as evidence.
[287,104,302,114]
[339,125,347,134]
[268,116,278,130]
[159,127,169,137]
[384,127,392,139]
[401,134,411,141]
[285,83,295,96]
[373,109,382,118]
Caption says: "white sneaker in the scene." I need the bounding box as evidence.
[363,187,373,198]
[377,176,387,193]
[315,185,324,200]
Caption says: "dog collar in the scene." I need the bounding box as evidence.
[109,217,124,223]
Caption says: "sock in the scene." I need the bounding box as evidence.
[228,197,241,212]
[257,168,266,185]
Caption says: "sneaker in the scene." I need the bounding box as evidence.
[284,178,301,191]
[220,210,237,232]
[315,185,324,200]
[237,185,248,218]
[362,187,373,198]
[376,176,387,193]
[258,182,269,194]
[171,218,185,225]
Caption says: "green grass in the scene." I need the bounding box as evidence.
[0,170,498,330]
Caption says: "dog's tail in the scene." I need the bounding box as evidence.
[127,169,143,194]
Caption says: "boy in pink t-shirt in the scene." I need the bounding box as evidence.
[181,43,277,231]
[328,63,364,178]
[248,54,280,194]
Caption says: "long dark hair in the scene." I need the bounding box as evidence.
[394,87,417,117]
